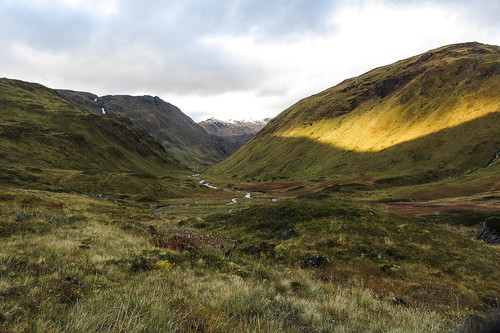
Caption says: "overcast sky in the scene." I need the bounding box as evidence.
[1,0,499,121]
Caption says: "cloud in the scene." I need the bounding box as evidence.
[198,1,500,119]
[0,0,498,121]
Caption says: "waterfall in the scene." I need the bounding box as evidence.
[488,151,500,167]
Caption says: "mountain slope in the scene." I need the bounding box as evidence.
[199,118,269,155]
[0,78,192,197]
[209,42,500,181]
[58,91,227,170]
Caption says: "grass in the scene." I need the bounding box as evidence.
[198,200,500,314]
[1,185,498,332]
[209,42,500,180]
[0,78,204,200]
[1,43,500,331]
[58,91,228,171]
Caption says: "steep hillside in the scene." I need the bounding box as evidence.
[0,78,194,198]
[210,42,500,181]
[59,91,227,170]
[199,118,269,155]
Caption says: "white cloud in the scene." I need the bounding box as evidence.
[53,0,119,16]
[0,0,498,121]
[197,1,499,120]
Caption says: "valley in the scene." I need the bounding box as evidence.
[1,42,499,332]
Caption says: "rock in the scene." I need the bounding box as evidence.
[391,297,407,307]
[15,212,27,222]
[95,194,109,201]
[281,229,297,240]
[301,255,329,268]
[64,276,78,284]
[230,258,247,266]
[477,217,500,243]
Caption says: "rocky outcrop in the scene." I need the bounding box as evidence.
[477,217,500,243]
[301,255,329,268]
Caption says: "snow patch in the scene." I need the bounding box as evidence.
[94,97,98,102]
[101,107,106,115]
[245,193,252,199]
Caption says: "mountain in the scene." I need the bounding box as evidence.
[209,42,500,181]
[0,78,194,198]
[58,91,227,170]
[199,118,269,155]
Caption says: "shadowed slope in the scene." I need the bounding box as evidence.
[59,91,227,170]
[0,78,193,197]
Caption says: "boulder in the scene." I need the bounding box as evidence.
[281,229,297,240]
[477,217,500,243]
[301,255,329,268]
[95,194,109,201]
[391,296,407,307]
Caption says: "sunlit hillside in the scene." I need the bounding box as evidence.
[210,42,500,180]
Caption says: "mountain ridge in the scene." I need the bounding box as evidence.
[58,90,228,170]
[0,77,195,198]
[198,117,269,155]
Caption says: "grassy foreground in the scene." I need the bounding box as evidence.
[1,184,499,332]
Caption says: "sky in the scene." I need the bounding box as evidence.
[1,0,499,122]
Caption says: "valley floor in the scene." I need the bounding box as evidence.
[1,174,499,332]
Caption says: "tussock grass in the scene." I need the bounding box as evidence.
[0,186,497,332]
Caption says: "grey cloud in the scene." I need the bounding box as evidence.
[0,0,498,103]
[0,2,92,51]
[114,0,336,40]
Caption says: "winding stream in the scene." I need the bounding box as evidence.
[188,174,279,210]
[190,174,256,205]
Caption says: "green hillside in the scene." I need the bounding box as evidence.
[210,42,500,181]
[59,91,227,170]
[0,78,194,198]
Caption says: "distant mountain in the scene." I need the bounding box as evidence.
[0,78,192,197]
[199,118,269,155]
[209,42,500,181]
[58,91,227,170]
